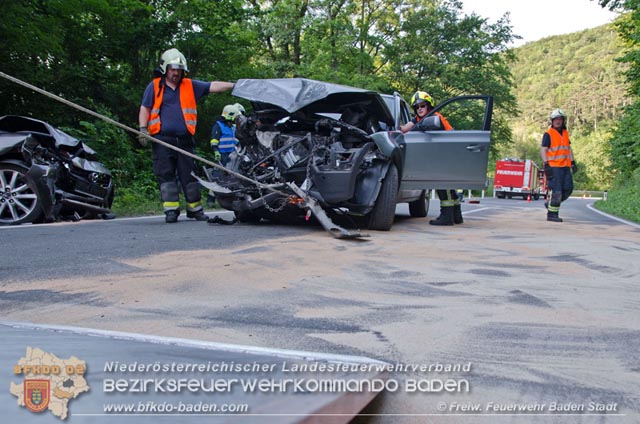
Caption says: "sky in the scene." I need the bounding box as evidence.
[461,0,620,47]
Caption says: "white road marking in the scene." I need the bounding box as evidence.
[586,203,640,229]
[0,320,386,365]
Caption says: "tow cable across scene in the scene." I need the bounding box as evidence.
[0,71,368,240]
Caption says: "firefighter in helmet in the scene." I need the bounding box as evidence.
[206,104,241,206]
[138,48,234,223]
[401,91,460,226]
[541,108,578,222]
[210,104,241,166]
[400,91,453,133]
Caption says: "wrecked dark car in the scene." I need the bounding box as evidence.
[202,78,492,232]
[0,115,114,225]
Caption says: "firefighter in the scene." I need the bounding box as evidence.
[138,48,234,223]
[400,91,460,226]
[206,104,241,207]
[400,91,453,133]
[210,104,240,166]
[541,108,577,222]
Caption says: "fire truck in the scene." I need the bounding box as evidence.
[494,158,546,200]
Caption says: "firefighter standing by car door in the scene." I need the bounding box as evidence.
[540,108,578,222]
[206,104,241,207]
[138,48,234,223]
[400,91,461,226]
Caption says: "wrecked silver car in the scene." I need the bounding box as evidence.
[203,78,492,232]
[0,115,114,224]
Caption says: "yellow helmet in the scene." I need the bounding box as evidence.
[159,48,189,74]
[410,91,435,108]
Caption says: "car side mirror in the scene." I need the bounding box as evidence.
[412,115,443,131]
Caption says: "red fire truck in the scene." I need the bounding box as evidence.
[494,158,545,200]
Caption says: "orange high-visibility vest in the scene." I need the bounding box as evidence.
[416,112,453,130]
[435,112,453,131]
[148,78,197,135]
[545,128,571,167]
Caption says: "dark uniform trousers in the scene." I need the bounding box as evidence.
[548,166,573,213]
[151,134,202,212]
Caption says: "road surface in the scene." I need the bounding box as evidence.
[1,197,639,423]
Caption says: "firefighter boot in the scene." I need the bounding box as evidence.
[165,209,180,223]
[430,206,454,226]
[547,211,563,222]
[453,204,464,224]
[187,210,209,221]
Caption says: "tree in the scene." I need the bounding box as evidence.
[596,0,640,177]
[384,0,518,157]
[0,0,520,211]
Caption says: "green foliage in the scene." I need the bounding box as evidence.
[505,24,629,190]
[573,1,640,222]
[598,0,640,180]
[571,127,615,190]
[511,25,628,131]
[383,0,518,157]
[1,0,518,214]
[609,91,640,177]
[59,108,150,190]
[594,168,640,222]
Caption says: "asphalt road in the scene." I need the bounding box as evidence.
[1,197,639,423]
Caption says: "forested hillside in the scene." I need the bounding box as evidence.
[502,24,630,190]
[0,1,633,214]
[0,0,519,214]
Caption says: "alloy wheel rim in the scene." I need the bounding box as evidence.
[0,168,38,223]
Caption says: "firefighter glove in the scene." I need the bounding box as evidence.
[544,162,553,180]
[213,150,221,162]
[138,127,149,147]
[571,161,578,174]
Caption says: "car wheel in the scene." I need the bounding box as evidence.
[0,162,43,225]
[367,164,398,231]
[534,193,540,201]
[409,189,429,218]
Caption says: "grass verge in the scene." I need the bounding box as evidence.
[593,170,640,223]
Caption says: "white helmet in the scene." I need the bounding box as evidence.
[159,48,189,74]
[233,103,246,116]
[550,108,567,121]
[222,104,240,121]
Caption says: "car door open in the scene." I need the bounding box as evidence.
[400,95,493,190]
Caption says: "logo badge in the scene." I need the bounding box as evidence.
[24,380,50,413]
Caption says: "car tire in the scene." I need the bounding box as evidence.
[0,162,43,225]
[367,164,398,231]
[534,193,540,201]
[409,189,429,218]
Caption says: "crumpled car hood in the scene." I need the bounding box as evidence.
[0,115,82,149]
[232,78,394,127]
